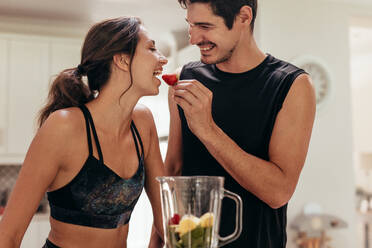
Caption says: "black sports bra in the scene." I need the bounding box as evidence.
[47,105,145,229]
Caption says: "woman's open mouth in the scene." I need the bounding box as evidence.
[153,70,162,76]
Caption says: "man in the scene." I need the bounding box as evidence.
[151,0,316,247]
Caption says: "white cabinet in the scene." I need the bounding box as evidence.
[8,37,49,156]
[0,38,7,154]
[50,39,81,76]
[0,33,82,164]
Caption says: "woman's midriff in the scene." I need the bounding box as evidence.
[48,217,129,248]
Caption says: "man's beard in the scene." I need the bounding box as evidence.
[200,44,236,65]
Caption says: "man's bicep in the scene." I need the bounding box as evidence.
[269,74,316,186]
[165,87,183,176]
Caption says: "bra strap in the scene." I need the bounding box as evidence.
[79,105,104,163]
[78,105,93,156]
[130,121,144,160]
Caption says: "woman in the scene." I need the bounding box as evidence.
[0,17,167,248]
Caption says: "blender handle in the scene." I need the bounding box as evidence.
[218,189,243,247]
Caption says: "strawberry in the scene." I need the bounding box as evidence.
[162,73,178,86]
[169,213,181,225]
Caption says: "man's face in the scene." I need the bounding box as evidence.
[186,2,242,65]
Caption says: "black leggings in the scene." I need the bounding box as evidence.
[42,239,61,248]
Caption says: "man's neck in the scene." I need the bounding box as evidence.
[216,36,266,73]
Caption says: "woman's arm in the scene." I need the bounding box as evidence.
[0,111,74,247]
[136,106,165,247]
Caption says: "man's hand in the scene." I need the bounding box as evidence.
[172,79,215,139]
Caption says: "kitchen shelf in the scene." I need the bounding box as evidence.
[0,155,23,165]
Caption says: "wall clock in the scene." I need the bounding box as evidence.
[292,56,332,110]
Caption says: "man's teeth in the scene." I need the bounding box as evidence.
[153,70,162,76]
[200,45,214,51]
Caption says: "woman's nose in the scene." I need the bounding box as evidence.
[159,55,168,65]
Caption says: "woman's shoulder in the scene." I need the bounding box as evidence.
[132,104,158,158]
[132,104,156,137]
[133,104,155,123]
[40,107,85,138]
[30,107,86,164]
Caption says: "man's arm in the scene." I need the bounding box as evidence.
[173,74,316,209]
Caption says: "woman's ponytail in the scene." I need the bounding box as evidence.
[37,16,142,127]
[38,67,94,127]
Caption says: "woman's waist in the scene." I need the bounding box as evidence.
[48,217,128,248]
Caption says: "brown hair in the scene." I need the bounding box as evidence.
[178,0,257,32]
[38,17,142,126]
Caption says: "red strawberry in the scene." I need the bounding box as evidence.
[169,213,180,225]
[162,73,178,86]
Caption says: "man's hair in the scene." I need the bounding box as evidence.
[178,0,257,31]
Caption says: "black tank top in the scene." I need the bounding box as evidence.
[47,105,145,229]
[178,54,306,248]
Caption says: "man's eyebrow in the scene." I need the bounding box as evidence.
[185,18,215,27]
[147,40,155,45]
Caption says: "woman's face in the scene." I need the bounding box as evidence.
[130,26,168,96]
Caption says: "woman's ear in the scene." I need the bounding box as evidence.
[113,53,130,71]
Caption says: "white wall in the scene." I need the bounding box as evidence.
[259,1,356,247]
[350,20,372,248]
[351,52,372,153]
[350,24,372,153]
[351,43,372,196]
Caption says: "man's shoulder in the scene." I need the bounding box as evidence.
[181,61,211,74]
[267,54,305,77]
[182,60,205,70]
[180,61,213,80]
